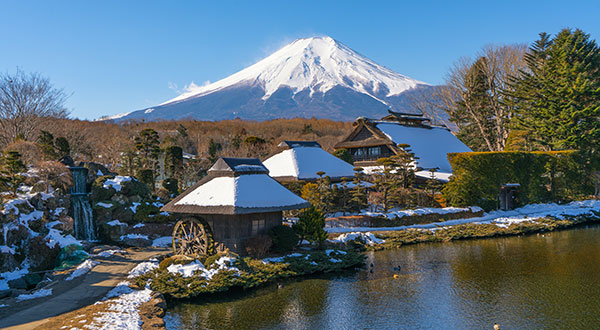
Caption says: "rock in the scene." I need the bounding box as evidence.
[0,252,20,273]
[8,277,27,290]
[122,237,151,248]
[89,245,121,254]
[112,206,134,224]
[111,194,129,205]
[129,195,142,203]
[84,162,116,184]
[58,215,74,232]
[15,201,34,215]
[30,182,48,194]
[6,225,30,247]
[28,215,46,233]
[90,177,116,202]
[99,221,128,243]
[0,289,11,299]
[93,206,114,225]
[24,273,42,288]
[59,155,75,167]
[11,289,27,298]
[121,179,151,199]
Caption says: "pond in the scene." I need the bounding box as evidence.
[166,225,600,329]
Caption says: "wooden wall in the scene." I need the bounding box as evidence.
[201,211,282,255]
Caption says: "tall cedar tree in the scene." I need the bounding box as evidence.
[134,129,161,173]
[510,29,600,154]
[164,145,183,178]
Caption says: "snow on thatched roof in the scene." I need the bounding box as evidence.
[263,143,355,181]
[375,123,471,173]
[161,158,309,215]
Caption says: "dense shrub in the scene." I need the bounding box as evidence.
[158,255,195,271]
[293,207,327,248]
[444,151,595,209]
[245,235,272,258]
[268,225,299,253]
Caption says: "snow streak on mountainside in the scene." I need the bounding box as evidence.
[105,36,448,124]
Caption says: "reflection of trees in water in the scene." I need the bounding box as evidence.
[171,278,330,330]
[448,226,600,329]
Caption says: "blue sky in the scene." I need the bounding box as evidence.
[2,0,599,120]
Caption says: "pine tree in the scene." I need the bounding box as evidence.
[54,137,70,157]
[38,130,57,160]
[0,151,27,196]
[349,167,368,212]
[134,128,161,176]
[207,139,222,163]
[511,29,600,154]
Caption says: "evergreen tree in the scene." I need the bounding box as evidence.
[135,128,161,172]
[349,167,368,211]
[0,151,26,196]
[293,207,327,248]
[510,29,600,154]
[207,138,222,163]
[333,149,354,164]
[38,130,57,160]
[164,145,183,178]
[54,137,70,157]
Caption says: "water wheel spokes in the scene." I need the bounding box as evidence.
[172,217,213,256]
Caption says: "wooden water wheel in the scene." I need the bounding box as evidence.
[172,217,214,256]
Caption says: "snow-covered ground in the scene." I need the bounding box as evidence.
[327,199,600,234]
[85,258,161,330]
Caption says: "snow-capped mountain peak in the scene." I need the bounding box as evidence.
[162,36,427,105]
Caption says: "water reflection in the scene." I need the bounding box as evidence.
[167,225,600,330]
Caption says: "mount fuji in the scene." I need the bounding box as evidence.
[105,36,444,123]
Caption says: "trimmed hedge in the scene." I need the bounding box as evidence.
[443,151,594,209]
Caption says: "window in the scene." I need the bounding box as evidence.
[251,219,265,236]
[369,147,381,157]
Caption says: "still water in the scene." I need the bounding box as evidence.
[166,226,600,329]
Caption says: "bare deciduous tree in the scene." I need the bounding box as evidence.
[444,44,527,151]
[0,69,69,145]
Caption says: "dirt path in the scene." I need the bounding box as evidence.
[0,247,170,330]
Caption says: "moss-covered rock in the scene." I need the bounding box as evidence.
[90,177,116,202]
[133,201,176,223]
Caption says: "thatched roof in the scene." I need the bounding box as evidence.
[263,141,355,181]
[161,157,309,215]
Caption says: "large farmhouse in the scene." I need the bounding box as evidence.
[334,111,471,177]
[263,141,356,182]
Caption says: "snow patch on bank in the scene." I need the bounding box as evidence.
[66,259,99,280]
[16,288,52,301]
[327,199,600,234]
[330,232,385,245]
[167,256,240,280]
